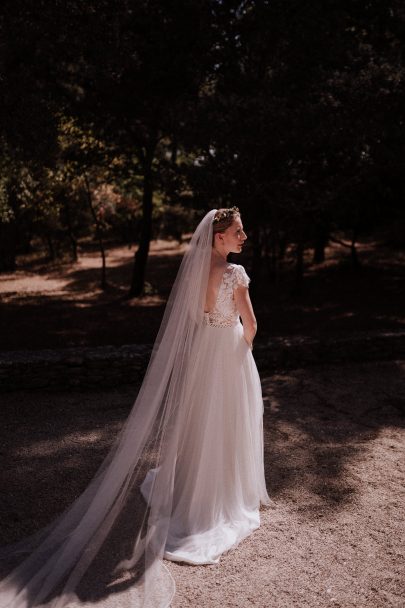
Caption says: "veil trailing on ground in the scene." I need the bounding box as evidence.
[0,209,217,608]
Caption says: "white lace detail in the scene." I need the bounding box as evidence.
[204,264,250,328]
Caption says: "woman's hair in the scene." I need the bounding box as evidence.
[212,206,240,240]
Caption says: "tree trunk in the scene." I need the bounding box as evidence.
[293,239,304,295]
[45,233,56,260]
[64,198,78,261]
[0,221,17,272]
[350,229,360,269]
[171,134,178,164]
[313,230,328,263]
[313,241,325,263]
[265,230,278,284]
[278,234,287,260]
[129,148,154,297]
[69,230,78,262]
[84,174,107,290]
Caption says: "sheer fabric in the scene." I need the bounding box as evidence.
[0,211,270,608]
[148,264,269,565]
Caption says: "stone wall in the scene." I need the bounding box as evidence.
[0,345,152,392]
[0,331,404,392]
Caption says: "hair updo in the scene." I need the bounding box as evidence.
[212,207,240,241]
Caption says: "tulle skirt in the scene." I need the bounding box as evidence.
[141,321,270,565]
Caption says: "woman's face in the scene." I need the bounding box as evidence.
[217,217,247,254]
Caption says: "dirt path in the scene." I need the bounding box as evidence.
[1,361,404,607]
[1,239,404,350]
[171,361,405,607]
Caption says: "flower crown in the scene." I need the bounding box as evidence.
[213,206,240,223]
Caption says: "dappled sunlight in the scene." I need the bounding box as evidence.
[14,427,119,458]
[0,388,136,543]
[127,294,166,307]
[329,311,356,319]
[1,235,404,350]
[0,239,184,300]
[374,314,405,325]
[255,238,405,339]
[148,238,188,256]
[0,274,69,295]
[261,360,405,517]
[1,362,403,607]
[305,239,405,273]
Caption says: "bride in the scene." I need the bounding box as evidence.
[0,207,270,608]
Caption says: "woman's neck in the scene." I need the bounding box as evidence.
[212,246,228,262]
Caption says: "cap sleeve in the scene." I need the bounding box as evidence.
[233,264,250,289]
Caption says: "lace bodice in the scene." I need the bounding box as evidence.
[203,264,250,328]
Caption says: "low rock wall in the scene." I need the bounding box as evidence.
[0,331,404,392]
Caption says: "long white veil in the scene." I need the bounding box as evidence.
[0,209,217,608]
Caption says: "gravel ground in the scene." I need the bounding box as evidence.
[0,360,404,607]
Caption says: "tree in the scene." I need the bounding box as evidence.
[184,0,405,288]
[62,1,216,295]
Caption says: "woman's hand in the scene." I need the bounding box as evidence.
[243,336,254,350]
[235,285,257,348]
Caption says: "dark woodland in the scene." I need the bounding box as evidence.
[0,1,404,346]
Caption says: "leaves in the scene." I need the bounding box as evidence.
[0,0,404,276]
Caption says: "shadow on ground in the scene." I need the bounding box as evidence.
[261,360,405,515]
[0,360,404,607]
[0,360,403,543]
[1,239,404,350]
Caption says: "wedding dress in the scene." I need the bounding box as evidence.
[0,210,270,608]
[141,263,270,565]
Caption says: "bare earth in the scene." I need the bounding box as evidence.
[1,361,404,607]
[1,239,404,350]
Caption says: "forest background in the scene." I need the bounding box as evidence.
[1,0,404,350]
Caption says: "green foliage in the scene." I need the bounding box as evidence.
[184,0,405,271]
[0,0,404,279]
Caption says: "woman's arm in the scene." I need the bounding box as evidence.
[234,285,257,348]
